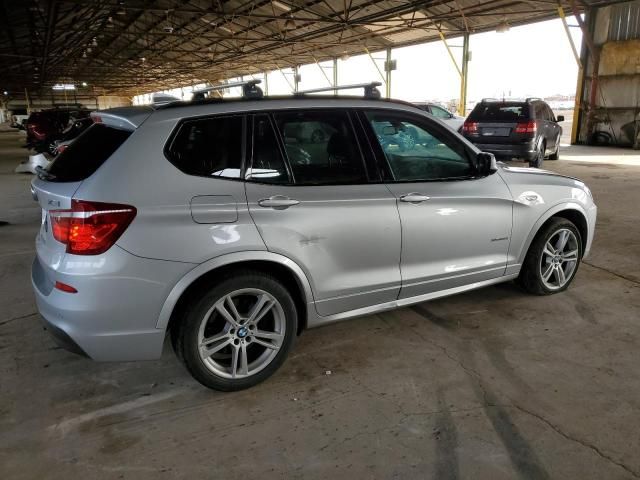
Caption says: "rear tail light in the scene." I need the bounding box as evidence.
[462,121,478,134]
[50,200,136,255]
[55,281,78,293]
[515,121,537,134]
[56,144,68,154]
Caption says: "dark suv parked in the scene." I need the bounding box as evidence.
[462,98,563,168]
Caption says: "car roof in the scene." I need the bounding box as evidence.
[94,96,430,130]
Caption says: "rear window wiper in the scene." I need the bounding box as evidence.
[35,166,56,181]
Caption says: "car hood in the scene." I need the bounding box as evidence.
[498,163,589,190]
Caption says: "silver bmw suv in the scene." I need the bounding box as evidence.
[31,83,596,391]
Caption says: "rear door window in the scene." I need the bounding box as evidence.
[468,103,529,122]
[45,123,131,182]
[167,116,243,178]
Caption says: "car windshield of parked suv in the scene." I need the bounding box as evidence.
[468,103,529,122]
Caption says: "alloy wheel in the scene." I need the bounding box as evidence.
[539,228,579,290]
[197,288,286,379]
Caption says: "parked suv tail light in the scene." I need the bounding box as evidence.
[462,121,478,134]
[50,200,136,255]
[515,121,537,135]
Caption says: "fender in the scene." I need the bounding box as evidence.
[155,250,315,330]
[516,201,589,266]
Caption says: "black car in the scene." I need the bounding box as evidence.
[462,98,563,168]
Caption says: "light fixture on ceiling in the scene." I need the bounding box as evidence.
[116,0,126,15]
[283,15,296,29]
[164,10,174,33]
[271,0,291,12]
[81,81,88,87]
[340,52,350,61]
[219,25,233,34]
[82,51,87,58]
[141,57,146,62]
[52,84,76,91]
[3,91,8,95]
[86,47,92,53]
[92,37,98,47]
[496,20,510,33]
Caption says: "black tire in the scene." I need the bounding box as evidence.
[529,141,545,168]
[518,217,582,295]
[173,270,297,391]
[548,136,560,160]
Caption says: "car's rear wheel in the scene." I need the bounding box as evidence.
[518,217,582,295]
[174,271,297,391]
[529,141,544,168]
[548,136,560,160]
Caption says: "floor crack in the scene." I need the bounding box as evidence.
[0,311,38,327]
[510,404,640,479]
[583,261,640,286]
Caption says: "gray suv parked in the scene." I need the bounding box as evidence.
[462,98,564,168]
[31,84,596,391]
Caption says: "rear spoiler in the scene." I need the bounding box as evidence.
[91,106,154,131]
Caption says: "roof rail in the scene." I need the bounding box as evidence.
[480,97,501,102]
[525,97,542,102]
[295,81,382,99]
[192,79,264,101]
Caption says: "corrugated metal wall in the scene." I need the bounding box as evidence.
[608,1,640,41]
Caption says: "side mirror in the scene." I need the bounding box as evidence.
[476,152,498,177]
[557,115,565,122]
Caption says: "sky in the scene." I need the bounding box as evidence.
[136,17,583,107]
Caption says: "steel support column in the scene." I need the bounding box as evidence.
[460,33,470,116]
[333,58,338,96]
[293,65,300,93]
[558,5,582,144]
[385,48,392,98]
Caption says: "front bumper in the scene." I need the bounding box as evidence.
[31,245,193,361]
[583,203,598,260]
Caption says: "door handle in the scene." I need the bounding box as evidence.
[258,195,300,209]
[400,193,430,203]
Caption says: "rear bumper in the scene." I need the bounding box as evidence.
[469,140,537,161]
[31,245,193,361]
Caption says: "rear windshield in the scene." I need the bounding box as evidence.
[468,103,530,122]
[45,124,131,182]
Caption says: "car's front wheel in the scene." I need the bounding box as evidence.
[174,271,297,391]
[518,217,582,295]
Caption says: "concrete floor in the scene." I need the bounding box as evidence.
[1,126,639,480]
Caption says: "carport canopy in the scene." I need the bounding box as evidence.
[0,0,612,96]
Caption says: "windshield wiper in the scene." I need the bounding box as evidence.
[35,166,56,181]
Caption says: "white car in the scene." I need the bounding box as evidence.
[413,102,465,132]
